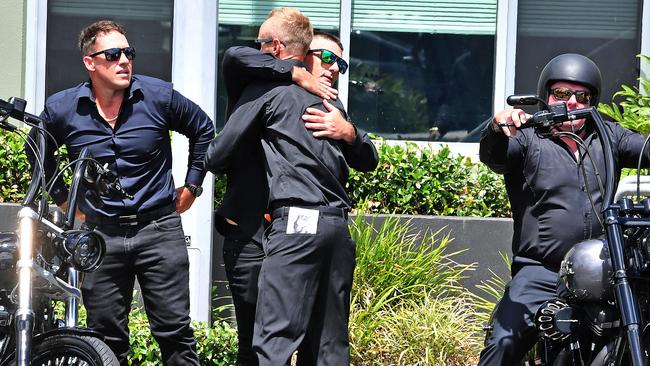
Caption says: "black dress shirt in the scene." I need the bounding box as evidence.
[216,47,298,237]
[30,75,215,218]
[480,119,650,269]
[206,81,378,227]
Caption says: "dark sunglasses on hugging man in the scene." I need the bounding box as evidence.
[88,47,137,62]
[307,49,348,74]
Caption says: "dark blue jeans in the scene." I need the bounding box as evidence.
[81,211,199,366]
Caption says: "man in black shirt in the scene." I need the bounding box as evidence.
[218,29,359,365]
[28,20,214,365]
[206,8,378,365]
[478,53,650,365]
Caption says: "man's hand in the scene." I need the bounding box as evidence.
[175,186,196,213]
[303,99,357,144]
[492,108,531,137]
[292,66,338,100]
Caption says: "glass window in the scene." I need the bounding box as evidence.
[46,0,173,98]
[216,0,340,129]
[515,0,641,105]
[348,0,497,142]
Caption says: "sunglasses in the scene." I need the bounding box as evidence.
[307,49,348,74]
[254,37,286,47]
[550,87,591,104]
[88,47,136,62]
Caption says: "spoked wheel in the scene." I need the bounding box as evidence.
[16,334,119,366]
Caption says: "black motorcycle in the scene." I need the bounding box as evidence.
[486,95,650,366]
[0,97,128,366]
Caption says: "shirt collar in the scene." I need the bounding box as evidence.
[75,75,143,104]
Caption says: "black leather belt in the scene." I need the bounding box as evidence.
[86,203,176,227]
[271,206,348,221]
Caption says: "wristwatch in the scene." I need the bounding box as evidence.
[184,183,203,198]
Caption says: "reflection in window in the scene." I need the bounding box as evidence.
[515,0,641,105]
[216,1,340,129]
[46,0,173,98]
[348,0,497,142]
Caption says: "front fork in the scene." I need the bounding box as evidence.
[15,208,36,366]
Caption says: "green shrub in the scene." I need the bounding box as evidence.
[598,55,650,135]
[0,128,70,203]
[347,143,510,217]
[54,302,238,365]
[3,129,511,218]
[348,214,481,365]
[370,294,482,366]
[127,306,238,365]
[0,129,39,202]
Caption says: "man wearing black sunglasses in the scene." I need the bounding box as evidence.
[478,54,650,365]
[216,28,360,366]
[27,20,214,366]
[207,7,377,366]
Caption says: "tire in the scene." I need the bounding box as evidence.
[17,334,119,366]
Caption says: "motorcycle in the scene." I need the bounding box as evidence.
[485,95,650,366]
[0,97,129,365]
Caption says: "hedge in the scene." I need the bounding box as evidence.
[1,129,511,217]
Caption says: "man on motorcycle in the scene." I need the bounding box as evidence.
[478,53,650,365]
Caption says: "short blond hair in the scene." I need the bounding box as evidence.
[266,8,313,55]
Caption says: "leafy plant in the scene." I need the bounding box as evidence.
[348,214,481,365]
[598,55,650,135]
[471,252,511,326]
[55,299,238,365]
[348,143,510,217]
[0,128,70,203]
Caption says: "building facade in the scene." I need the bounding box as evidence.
[1,0,648,321]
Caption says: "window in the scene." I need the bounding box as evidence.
[216,0,340,129]
[45,0,173,98]
[514,0,641,105]
[347,0,497,142]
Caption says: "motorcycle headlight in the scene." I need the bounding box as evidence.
[57,230,106,272]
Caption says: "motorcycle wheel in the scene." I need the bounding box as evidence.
[13,334,119,366]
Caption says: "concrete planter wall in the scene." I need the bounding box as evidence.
[0,204,514,309]
[210,213,514,311]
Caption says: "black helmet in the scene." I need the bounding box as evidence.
[537,53,602,106]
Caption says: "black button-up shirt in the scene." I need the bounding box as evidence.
[216,47,298,237]
[31,75,215,218]
[480,119,650,269]
[206,80,378,228]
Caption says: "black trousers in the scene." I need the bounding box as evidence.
[253,209,355,366]
[81,211,199,366]
[478,264,559,366]
[222,224,265,366]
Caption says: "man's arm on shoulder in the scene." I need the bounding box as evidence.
[224,46,296,84]
[224,46,337,100]
[205,85,269,175]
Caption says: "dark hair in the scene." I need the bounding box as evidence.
[313,31,344,51]
[536,53,602,106]
[78,20,126,56]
